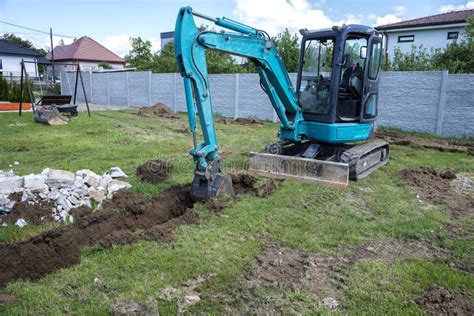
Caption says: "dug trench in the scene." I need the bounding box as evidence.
[0,186,196,288]
[0,172,280,288]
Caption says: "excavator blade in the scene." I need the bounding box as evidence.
[248,152,349,187]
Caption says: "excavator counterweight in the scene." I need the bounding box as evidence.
[174,7,389,200]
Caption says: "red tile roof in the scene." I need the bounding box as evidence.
[376,9,474,30]
[46,36,124,63]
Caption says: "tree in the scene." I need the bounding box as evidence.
[125,37,154,71]
[271,29,300,72]
[152,42,179,73]
[389,45,437,71]
[98,62,112,69]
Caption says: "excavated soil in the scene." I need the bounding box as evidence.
[0,186,197,287]
[1,201,58,225]
[218,117,264,126]
[231,173,281,197]
[376,130,474,156]
[415,285,474,315]
[399,167,474,218]
[136,159,173,184]
[135,103,178,119]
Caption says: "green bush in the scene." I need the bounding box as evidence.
[0,75,9,101]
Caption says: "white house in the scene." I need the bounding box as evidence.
[0,40,48,78]
[376,9,473,58]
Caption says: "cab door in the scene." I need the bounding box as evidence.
[360,35,383,122]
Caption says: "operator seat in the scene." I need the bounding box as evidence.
[342,63,363,97]
[337,62,363,121]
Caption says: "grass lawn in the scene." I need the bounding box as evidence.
[0,110,473,314]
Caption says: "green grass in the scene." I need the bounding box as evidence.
[0,110,473,314]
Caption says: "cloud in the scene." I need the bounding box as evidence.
[233,0,360,35]
[373,14,402,26]
[393,5,407,16]
[101,34,161,57]
[439,1,474,13]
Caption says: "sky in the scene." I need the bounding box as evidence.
[0,0,473,57]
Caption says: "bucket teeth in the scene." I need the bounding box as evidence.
[248,152,349,187]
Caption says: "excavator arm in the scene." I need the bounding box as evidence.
[174,6,303,200]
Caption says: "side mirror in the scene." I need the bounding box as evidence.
[360,46,367,59]
[338,53,351,67]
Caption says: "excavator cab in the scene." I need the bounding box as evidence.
[297,25,383,126]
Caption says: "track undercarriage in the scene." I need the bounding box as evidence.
[249,139,389,186]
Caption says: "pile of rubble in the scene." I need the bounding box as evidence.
[0,167,131,226]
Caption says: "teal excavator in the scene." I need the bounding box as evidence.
[174,7,389,200]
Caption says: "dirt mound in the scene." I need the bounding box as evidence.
[137,159,173,184]
[416,285,474,315]
[218,117,264,126]
[376,130,474,156]
[1,201,58,225]
[231,173,281,197]
[398,167,474,218]
[0,186,196,287]
[136,103,178,119]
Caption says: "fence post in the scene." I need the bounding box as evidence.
[126,71,130,107]
[89,71,93,103]
[234,73,239,119]
[66,72,72,96]
[148,71,152,106]
[435,70,448,135]
[107,72,110,105]
[173,73,177,112]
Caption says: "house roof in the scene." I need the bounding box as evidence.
[46,36,125,63]
[0,39,44,57]
[376,9,474,30]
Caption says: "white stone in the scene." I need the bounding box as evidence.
[46,169,75,188]
[23,174,47,192]
[15,218,27,228]
[184,295,200,306]
[13,161,19,166]
[107,179,131,194]
[323,297,339,310]
[89,189,106,203]
[0,175,24,194]
[109,167,128,178]
[41,168,50,175]
[85,176,100,188]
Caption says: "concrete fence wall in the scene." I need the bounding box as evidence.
[61,71,474,138]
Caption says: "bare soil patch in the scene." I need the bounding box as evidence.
[416,285,474,315]
[376,130,474,156]
[399,167,474,218]
[203,174,281,213]
[218,117,264,126]
[135,103,178,119]
[0,186,197,287]
[136,159,173,184]
[232,237,448,311]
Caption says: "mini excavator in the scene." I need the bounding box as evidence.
[174,7,389,200]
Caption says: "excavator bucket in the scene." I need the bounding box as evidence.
[248,152,349,187]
